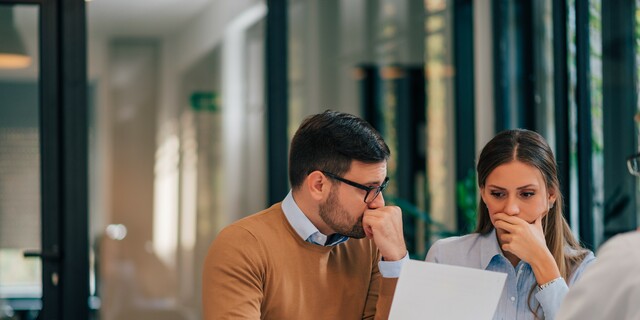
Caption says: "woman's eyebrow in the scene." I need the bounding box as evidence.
[487,184,539,190]
[516,184,538,190]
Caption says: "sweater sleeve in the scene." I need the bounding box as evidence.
[202,225,265,320]
[362,249,399,320]
[374,277,399,320]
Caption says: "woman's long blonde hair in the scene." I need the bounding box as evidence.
[474,129,589,317]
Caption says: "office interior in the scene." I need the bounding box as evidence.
[0,0,638,319]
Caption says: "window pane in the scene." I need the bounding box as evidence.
[88,1,267,318]
[0,4,42,318]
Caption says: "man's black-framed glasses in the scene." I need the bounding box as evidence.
[628,152,640,177]
[321,171,390,203]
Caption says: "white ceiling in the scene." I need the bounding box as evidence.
[2,0,214,79]
[9,0,213,38]
[87,0,212,37]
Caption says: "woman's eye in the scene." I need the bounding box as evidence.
[521,192,535,198]
[490,191,505,198]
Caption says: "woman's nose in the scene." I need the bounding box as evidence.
[503,197,520,215]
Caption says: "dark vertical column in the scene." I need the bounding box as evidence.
[602,0,638,239]
[38,0,88,317]
[454,0,475,232]
[575,0,594,250]
[266,0,289,205]
[358,65,379,127]
[518,1,534,130]
[492,0,508,132]
[40,0,62,318]
[395,67,425,253]
[395,67,425,204]
[60,0,89,318]
[492,0,534,131]
[553,0,571,224]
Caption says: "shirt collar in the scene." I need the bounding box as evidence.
[282,190,348,246]
[479,229,503,269]
[282,190,318,241]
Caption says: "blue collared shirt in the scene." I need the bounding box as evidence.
[426,230,595,320]
[282,190,407,278]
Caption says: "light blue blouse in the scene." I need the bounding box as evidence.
[426,230,595,320]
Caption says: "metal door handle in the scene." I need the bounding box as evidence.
[23,247,60,260]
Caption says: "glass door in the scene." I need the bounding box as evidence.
[0,5,42,319]
[0,1,89,319]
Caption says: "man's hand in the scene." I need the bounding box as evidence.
[362,206,406,261]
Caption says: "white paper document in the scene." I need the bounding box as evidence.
[389,259,507,320]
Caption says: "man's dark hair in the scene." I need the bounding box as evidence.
[288,110,390,189]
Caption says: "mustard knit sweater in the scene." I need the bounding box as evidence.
[202,203,397,319]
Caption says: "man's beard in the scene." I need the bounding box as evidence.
[318,188,366,238]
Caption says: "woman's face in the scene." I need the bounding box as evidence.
[481,160,556,228]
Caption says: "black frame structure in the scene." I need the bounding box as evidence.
[266,0,289,205]
[0,0,89,318]
[552,0,572,225]
[492,0,535,132]
[602,0,638,239]
[574,0,595,250]
[453,0,476,233]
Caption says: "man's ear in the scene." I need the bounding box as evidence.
[306,171,331,201]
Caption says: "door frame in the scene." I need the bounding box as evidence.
[0,0,88,318]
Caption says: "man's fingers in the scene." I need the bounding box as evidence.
[364,225,373,238]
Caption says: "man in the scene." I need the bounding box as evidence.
[202,110,408,319]
[556,151,640,319]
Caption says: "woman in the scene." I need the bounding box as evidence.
[426,129,594,320]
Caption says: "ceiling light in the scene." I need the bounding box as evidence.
[0,6,31,69]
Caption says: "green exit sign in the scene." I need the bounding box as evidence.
[190,92,219,112]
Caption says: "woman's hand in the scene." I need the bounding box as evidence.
[493,213,561,285]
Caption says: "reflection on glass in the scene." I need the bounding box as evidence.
[0,6,32,69]
[635,0,640,223]
[567,0,580,237]
[426,1,457,235]
[0,4,41,319]
[532,0,556,143]
[590,0,604,247]
[567,0,604,246]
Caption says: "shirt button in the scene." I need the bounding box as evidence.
[510,296,515,302]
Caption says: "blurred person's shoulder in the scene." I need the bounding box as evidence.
[598,231,640,260]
